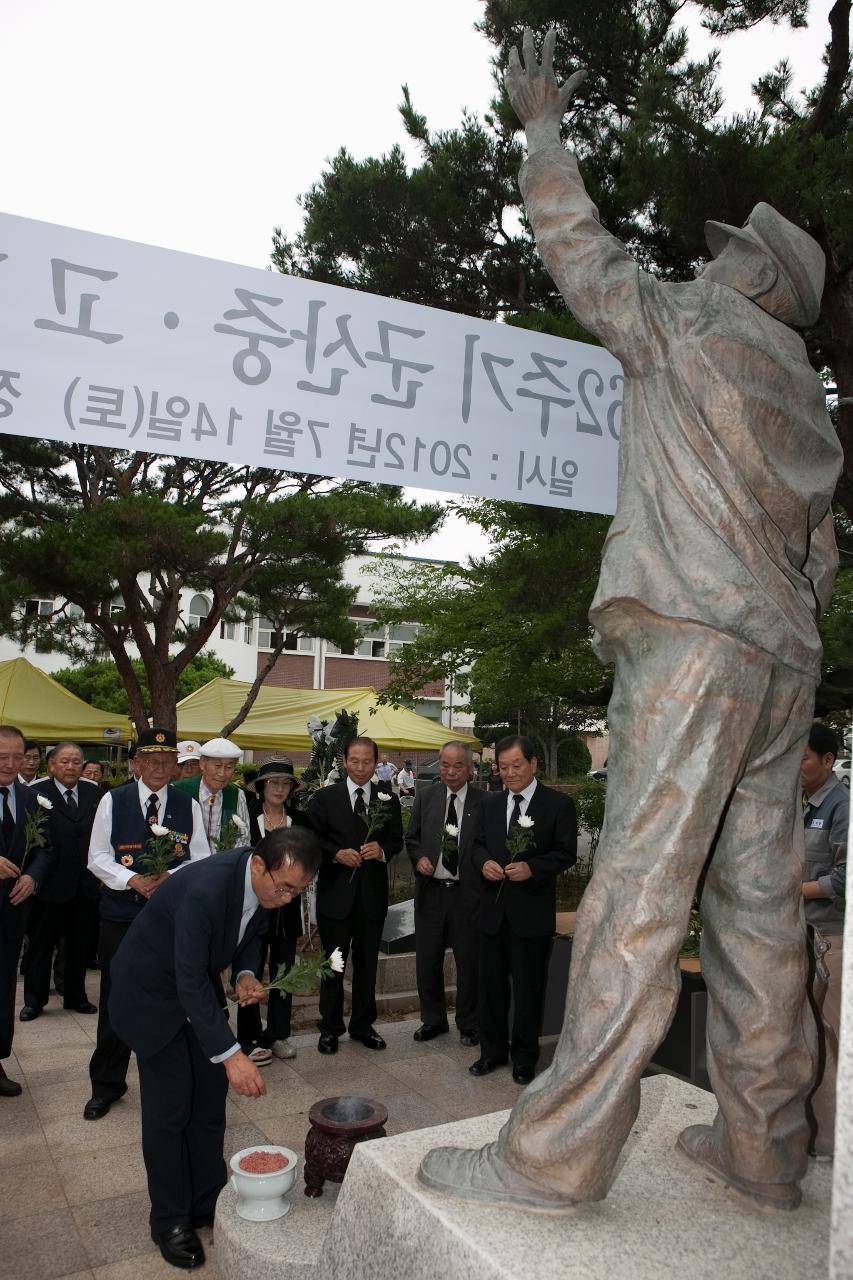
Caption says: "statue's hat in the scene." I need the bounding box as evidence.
[704,202,824,327]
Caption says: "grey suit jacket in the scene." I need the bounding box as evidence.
[405,782,485,910]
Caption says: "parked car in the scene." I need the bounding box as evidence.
[588,767,607,782]
[414,758,442,787]
[833,758,850,788]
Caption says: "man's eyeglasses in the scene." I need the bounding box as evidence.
[265,870,300,899]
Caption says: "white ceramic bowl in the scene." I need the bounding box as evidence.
[229,1145,299,1221]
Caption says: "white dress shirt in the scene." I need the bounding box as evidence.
[87,780,210,890]
[199,780,251,851]
[433,782,468,882]
[212,856,259,1064]
[506,779,538,831]
[346,776,386,861]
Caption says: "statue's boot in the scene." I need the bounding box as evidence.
[676,1125,801,1211]
[418,1141,578,1214]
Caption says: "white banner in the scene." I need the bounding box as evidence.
[0,212,621,513]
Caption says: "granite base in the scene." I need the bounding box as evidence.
[318,1075,832,1280]
[214,1179,339,1280]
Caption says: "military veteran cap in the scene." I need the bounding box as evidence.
[177,739,202,763]
[200,736,242,760]
[137,727,178,753]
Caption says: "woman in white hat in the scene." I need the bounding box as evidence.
[238,760,310,1064]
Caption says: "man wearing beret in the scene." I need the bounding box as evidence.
[174,737,250,852]
[83,728,210,1120]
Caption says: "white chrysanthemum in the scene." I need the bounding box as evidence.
[150,823,170,837]
[329,947,345,973]
[375,793,391,802]
[444,824,459,838]
[36,795,53,810]
[517,815,535,829]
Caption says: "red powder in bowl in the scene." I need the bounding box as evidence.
[239,1150,289,1174]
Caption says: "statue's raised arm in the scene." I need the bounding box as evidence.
[505,28,587,153]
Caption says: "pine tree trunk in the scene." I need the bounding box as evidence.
[146,662,180,734]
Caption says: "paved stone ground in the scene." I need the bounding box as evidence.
[0,976,554,1279]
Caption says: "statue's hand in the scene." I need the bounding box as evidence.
[505,28,586,145]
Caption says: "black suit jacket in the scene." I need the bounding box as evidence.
[309,780,403,922]
[472,782,577,938]
[406,782,485,911]
[0,780,54,928]
[30,777,100,903]
[246,796,307,940]
[109,847,268,1060]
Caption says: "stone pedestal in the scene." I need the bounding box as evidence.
[214,1180,338,1280]
[318,1075,832,1280]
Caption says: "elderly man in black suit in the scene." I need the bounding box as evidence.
[0,723,53,1097]
[110,827,321,1270]
[471,734,576,1085]
[20,741,101,1020]
[407,740,484,1047]
[309,735,403,1054]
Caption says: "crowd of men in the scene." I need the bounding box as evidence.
[0,718,846,1268]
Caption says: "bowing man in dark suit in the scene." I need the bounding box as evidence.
[109,827,321,1270]
[407,741,485,1046]
[22,741,101,1019]
[0,724,53,1097]
[471,734,576,1085]
[309,736,403,1054]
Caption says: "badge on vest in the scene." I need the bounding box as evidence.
[809,819,824,829]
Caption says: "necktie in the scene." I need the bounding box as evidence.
[64,788,77,815]
[442,792,459,876]
[146,793,159,827]
[354,787,366,818]
[509,793,523,832]
[0,786,14,846]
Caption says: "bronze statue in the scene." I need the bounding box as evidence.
[419,29,842,1213]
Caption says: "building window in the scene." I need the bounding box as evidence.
[257,618,281,651]
[188,594,211,629]
[328,619,387,658]
[24,598,54,618]
[387,622,418,655]
[244,621,254,645]
[220,620,236,641]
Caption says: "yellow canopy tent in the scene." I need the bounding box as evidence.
[0,657,133,743]
[175,678,479,753]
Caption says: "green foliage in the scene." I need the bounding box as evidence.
[296,709,361,809]
[572,776,607,858]
[816,513,853,728]
[0,441,442,730]
[52,653,235,719]
[370,503,611,779]
[558,734,592,778]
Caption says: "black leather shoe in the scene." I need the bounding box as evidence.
[512,1066,535,1085]
[83,1096,115,1120]
[469,1057,507,1077]
[0,1072,23,1097]
[351,1030,386,1050]
[65,1001,98,1014]
[459,1030,479,1047]
[152,1224,205,1270]
[191,1214,214,1230]
[318,1033,339,1055]
[18,1006,40,1022]
[413,1023,448,1043]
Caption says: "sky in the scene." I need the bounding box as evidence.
[2,0,836,562]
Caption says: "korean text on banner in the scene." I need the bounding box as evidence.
[0,212,621,513]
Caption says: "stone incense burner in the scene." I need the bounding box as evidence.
[304,1095,388,1197]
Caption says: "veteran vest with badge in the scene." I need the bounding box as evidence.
[101,782,195,924]
[173,774,239,841]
